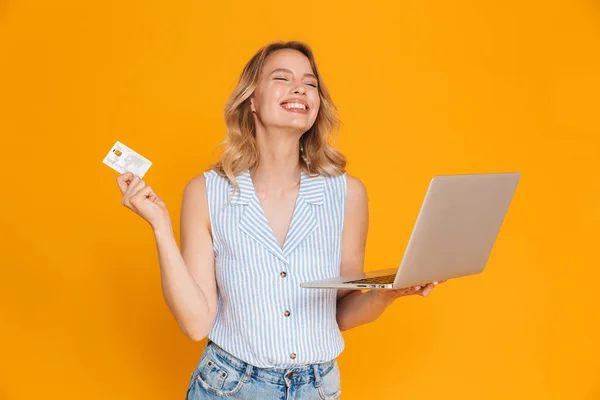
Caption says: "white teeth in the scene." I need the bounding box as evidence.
[283,102,307,110]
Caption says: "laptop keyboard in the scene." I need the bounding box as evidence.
[345,274,396,285]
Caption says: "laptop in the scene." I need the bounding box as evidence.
[300,172,521,290]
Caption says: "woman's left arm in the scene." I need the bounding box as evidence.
[335,175,440,331]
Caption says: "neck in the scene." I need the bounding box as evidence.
[251,128,302,191]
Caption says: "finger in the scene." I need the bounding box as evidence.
[399,285,420,296]
[132,178,147,195]
[399,286,420,297]
[130,186,153,206]
[150,193,164,204]
[116,172,134,195]
[396,288,414,297]
[125,177,145,197]
[383,288,410,299]
[124,175,140,195]
[121,176,141,207]
[420,283,436,297]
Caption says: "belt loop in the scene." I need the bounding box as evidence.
[242,363,253,383]
[313,364,321,388]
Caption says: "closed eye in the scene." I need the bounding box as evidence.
[274,76,317,88]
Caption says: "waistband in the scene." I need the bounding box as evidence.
[205,340,337,386]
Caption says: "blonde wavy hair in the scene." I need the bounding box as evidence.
[211,41,347,191]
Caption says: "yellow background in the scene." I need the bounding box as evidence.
[1,0,598,399]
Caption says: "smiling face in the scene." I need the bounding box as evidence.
[250,49,320,135]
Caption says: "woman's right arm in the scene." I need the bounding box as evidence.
[152,174,218,341]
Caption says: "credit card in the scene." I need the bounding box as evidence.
[102,140,152,178]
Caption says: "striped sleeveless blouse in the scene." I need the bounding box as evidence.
[203,169,346,368]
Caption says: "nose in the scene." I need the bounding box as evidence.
[292,83,306,95]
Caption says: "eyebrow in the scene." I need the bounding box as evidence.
[268,68,317,80]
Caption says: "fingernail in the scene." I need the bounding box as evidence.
[434,281,438,285]
[415,286,421,290]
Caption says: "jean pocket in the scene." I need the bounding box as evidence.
[194,350,247,396]
[318,361,342,400]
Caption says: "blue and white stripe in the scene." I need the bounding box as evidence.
[203,169,347,368]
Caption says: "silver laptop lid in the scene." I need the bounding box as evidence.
[393,172,520,288]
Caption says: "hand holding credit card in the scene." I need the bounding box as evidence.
[104,141,169,230]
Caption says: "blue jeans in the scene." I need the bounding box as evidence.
[185,340,342,399]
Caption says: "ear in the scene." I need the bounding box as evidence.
[250,97,256,113]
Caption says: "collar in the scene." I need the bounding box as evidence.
[229,169,325,205]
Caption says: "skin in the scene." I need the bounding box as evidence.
[115,48,443,341]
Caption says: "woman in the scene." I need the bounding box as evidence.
[116,41,440,399]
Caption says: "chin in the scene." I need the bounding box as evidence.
[269,121,313,133]
[288,124,313,134]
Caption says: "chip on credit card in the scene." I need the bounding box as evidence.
[102,140,152,178]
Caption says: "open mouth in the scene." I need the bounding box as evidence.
[281,101,309,113]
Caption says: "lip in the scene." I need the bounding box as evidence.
[280,98,309,111]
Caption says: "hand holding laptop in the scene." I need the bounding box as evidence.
[301,172,520,291]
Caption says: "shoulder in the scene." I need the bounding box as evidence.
[322,172,365,190]
[185,169,217,189]
[344,174,368,219]
[185,169,228,191]
[180,174,212,229]
[321,173,367,203]
[183,170,224,200]
[182,173,208,204]
[345,174,368,203]
[346,174,366,194]
[322,173,367,212]
[183,170,236,214]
